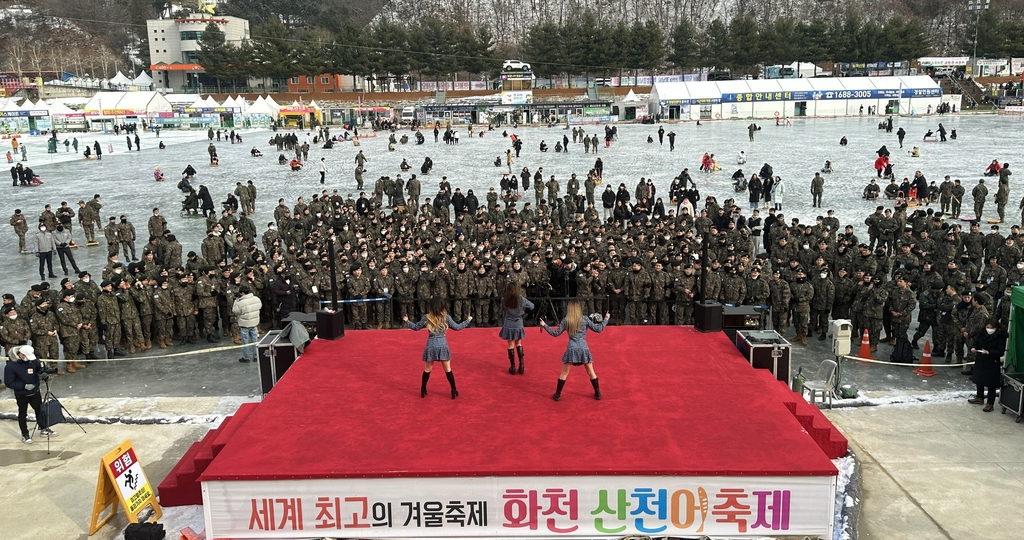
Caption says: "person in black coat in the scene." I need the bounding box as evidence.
[197,185,215,217]
[969,320,1006,412]
[270,269,296,327]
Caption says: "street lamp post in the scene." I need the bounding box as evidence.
[968,0,990,78]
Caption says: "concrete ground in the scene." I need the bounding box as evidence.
[1,324,1021,540]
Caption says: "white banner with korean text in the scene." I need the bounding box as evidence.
[203,475,836,539]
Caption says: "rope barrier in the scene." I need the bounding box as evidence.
[842,354,974,368]
[1,343,250,364]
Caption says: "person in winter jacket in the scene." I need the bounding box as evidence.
[4,345,56,443]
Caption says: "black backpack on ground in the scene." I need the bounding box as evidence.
[890,337,916,364]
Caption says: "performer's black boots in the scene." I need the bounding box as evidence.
[553,379,565,401]
[445,371,458,399]
[421,371,430,398]
[591,377,601,400]
[516,345,524,374]
[508,349,516,374]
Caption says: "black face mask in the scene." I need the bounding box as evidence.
[797,277,807,283]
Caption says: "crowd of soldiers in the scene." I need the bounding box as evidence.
[1,129,1017,386]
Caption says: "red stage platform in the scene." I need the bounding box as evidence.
[192,327,842,538]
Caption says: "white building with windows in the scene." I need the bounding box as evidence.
[649,76,944,121]
[147,15,250,91]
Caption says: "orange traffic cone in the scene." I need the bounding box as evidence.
[857,328,874,360]
[913,340,937,377]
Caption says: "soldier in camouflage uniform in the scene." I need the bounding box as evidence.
[97,281,125,357]
[864,276,889,352]
[809,268,834,340]
[962,293,992,375]
[788,269,814,345]
[195,267,221,341]
[415,261,434,319]
[887,275,917,343]
[373,265,396,329]
[451,260,474,323]
[647,261,671,324]
[673,264,698,324]
[132,278,154,349]
[55,290,86,368]
[473,266,494,326]
[769,269,791,335]
[911,281,942,350]
[347,264,372,329]
[624,259,652,324]
[152,278,176,348]
[173,273,198,344]
[104,216,120,258]
[29,298,61,371]
[118,280,144,353]
[118,216,137,261]
[395,262,418,323]
[745,267,770,307]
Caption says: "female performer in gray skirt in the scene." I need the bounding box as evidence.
[405,297,472,399]
[540,301,610,401]
[498,283,534,374]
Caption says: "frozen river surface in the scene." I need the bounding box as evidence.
[3,114,1023,295]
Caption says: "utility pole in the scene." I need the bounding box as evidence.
[968,0,990,79]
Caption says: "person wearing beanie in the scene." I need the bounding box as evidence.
[4,345,56,443]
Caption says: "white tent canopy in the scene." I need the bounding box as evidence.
[622,89,640,102]
[109,72,132,85]
[263,95,281,111]
[82,91,173,116]
[245,97,278,117]
[204,96,220,107]
[132,71,153,86]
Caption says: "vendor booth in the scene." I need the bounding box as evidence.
[278,100,322,128]
[244,96,278,128]
[82,91,173,131]
[48,100,87,131]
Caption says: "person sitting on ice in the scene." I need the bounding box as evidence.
[210,155,219,166]
[737,150,746,164]
[493,156,502,167]
[182,164,197,178]
[400,159,411,171]
[840,136,848,146]
[540,140,548,152]
[910,147,921,158]
[950,128,957,140]
[984,160,1001,176]
[923,129,935,140]
[290,159,302,171]
[822,160,834,173]
[278,154,287,165]
[863,179,881,200]
[646,135,653,143]
[153,168,165,181]
[250,146,263,157]
[182,189,199,215]
[158,141,166,149]
[883,178,900,199]
[554,141,563,153]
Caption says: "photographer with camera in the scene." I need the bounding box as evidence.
[3,345,57,443]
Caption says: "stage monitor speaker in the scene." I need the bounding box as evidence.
[316,309,345,340]
[694,301,723,333]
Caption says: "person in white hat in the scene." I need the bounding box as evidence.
[3,345,56,443]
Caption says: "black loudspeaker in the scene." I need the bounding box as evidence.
[694,301,723,333]
[316,309,345,340]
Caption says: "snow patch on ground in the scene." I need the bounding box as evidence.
[828,390,973,409]
[832,453,859,540]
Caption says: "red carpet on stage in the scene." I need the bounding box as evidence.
[201,326,837,481]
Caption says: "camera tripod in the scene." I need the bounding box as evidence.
[33,374,86,455]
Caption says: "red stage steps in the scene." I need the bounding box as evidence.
[157,402,259,507]
[754,369,848,459]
